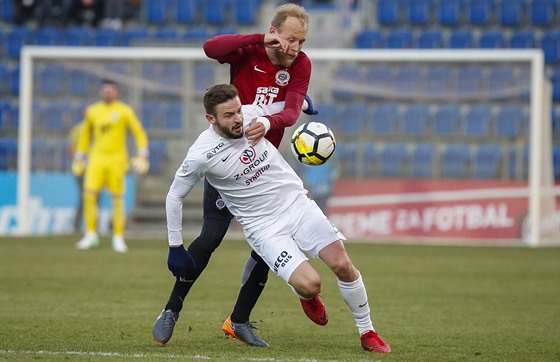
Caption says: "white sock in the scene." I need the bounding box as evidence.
[337,272,374,335]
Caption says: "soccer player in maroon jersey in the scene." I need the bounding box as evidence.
[152,3,322,348]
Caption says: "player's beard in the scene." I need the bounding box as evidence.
[216,122,243,139]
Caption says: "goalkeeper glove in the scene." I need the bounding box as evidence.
[167,245,197,281]
[131,156,150,175]
[71,153,86,177]
[302,95,318,115]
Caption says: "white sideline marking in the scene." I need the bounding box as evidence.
[0,349,356,362]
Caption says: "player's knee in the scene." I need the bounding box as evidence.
[199,218,230,247]
[331,258,357,282]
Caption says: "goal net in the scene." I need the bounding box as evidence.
[7,46,559,246]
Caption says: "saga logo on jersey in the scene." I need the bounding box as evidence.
[273,250,292,274]
[206,142,225,159]
[253,86,279,105]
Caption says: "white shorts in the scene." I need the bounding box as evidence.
[244,194,346,283]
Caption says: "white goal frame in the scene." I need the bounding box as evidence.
[17,46,557,245]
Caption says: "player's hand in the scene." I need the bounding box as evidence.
[167,245,197,282]
[131,156,150,175]
[245,119,266,145]
[263,33,288,53]
[71,157,86,177]
[302,95,319,115]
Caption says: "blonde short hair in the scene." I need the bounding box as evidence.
[271,3,310,29]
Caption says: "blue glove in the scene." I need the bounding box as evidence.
[303,95,318,115]
[167,245,196,281]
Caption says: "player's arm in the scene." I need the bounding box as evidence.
[72,109,92,176]
[165,154,206,281]
[261,57,312,131]
[126,106,150,174]
[203,33,264,64]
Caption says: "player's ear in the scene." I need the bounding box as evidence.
[269,26,277,34]
[205,114,215,124]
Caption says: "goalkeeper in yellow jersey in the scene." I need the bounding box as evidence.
[72,79,149,252]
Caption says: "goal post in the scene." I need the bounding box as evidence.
[13,45,559,246]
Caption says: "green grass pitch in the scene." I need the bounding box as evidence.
[1,236,559,361]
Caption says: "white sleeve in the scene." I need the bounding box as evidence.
[243,102,286,133]
[166,153,207,246]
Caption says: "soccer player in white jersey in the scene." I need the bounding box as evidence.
[165,84,391,353]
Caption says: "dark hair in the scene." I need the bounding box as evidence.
[101,79,118,87]
[203,84,239,116]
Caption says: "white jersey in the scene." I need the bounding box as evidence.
[167,102,307,246]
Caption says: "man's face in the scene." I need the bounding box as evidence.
[271,16,307,67]
[207,96,244,139]
[100,83,118,103]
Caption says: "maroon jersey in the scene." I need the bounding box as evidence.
[203,34,311,148]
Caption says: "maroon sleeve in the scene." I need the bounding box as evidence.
[266,54,312,130]
[203,34,265,64]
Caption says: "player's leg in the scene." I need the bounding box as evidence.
[318,241,391,353]
[107,163,127,252]
[75,160,103,250]
[153,179,232,344]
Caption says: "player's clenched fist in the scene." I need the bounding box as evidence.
[72,154,86,176]
[131,156,150,174]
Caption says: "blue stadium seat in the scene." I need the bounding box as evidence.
[499,0,525,26]
[386,29,413,48]
[394,66,421,96]
[402,104,430,135]
[193,63,214,93]
[7,26,33,58]
[369,103,399,135]
[1,0,14,22]
[38,65,66,95]
[365,65,392,96]
[122,27,149,46]
[379,143,408,178]
[315,103,338,130]
[509,30,536,48]
[433,104,461,136]
[184,27,211,42]
[148,139,167,173]
[0,101,10,129]
[355,29,383,48]
[553,108,560,137]
[154,27,179,40]
[552,69,560,103]
[405,0,432,26]
[441,144,470,179]
[474,144,503,179]
[141,102,161,129]
[65,26,94,46]
[0,137,18,170]
[338,104,366,135]
[417,29,443,48]
[377,0,402,26]
[456,65,484,96]
[425,66,453,96]
[333,65,362,101]
[215,27,238,36]
[479,30,506,48]
[144,0,168,24]
[486,66,514,97]
[449,29,473,48]
[541,31,560,64]
[174,0,197,24]
[203,0,229,25]
[69,69,93,96]
[32,139,57,171]
[0,64,8,96]
[235,0,260,25]
[161,62,183,87]
[94,28,121,46]
[337,143,359,177]
[531,0,557,27]
[164,102,183,129]
[437,0,463,26]
[553,145,560,179]
[468,0,494,26]
[496,105,525,139]
[38,102,69,130]
[410,143,435,178]
[465,105,493,137]
[35,27,64,45]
